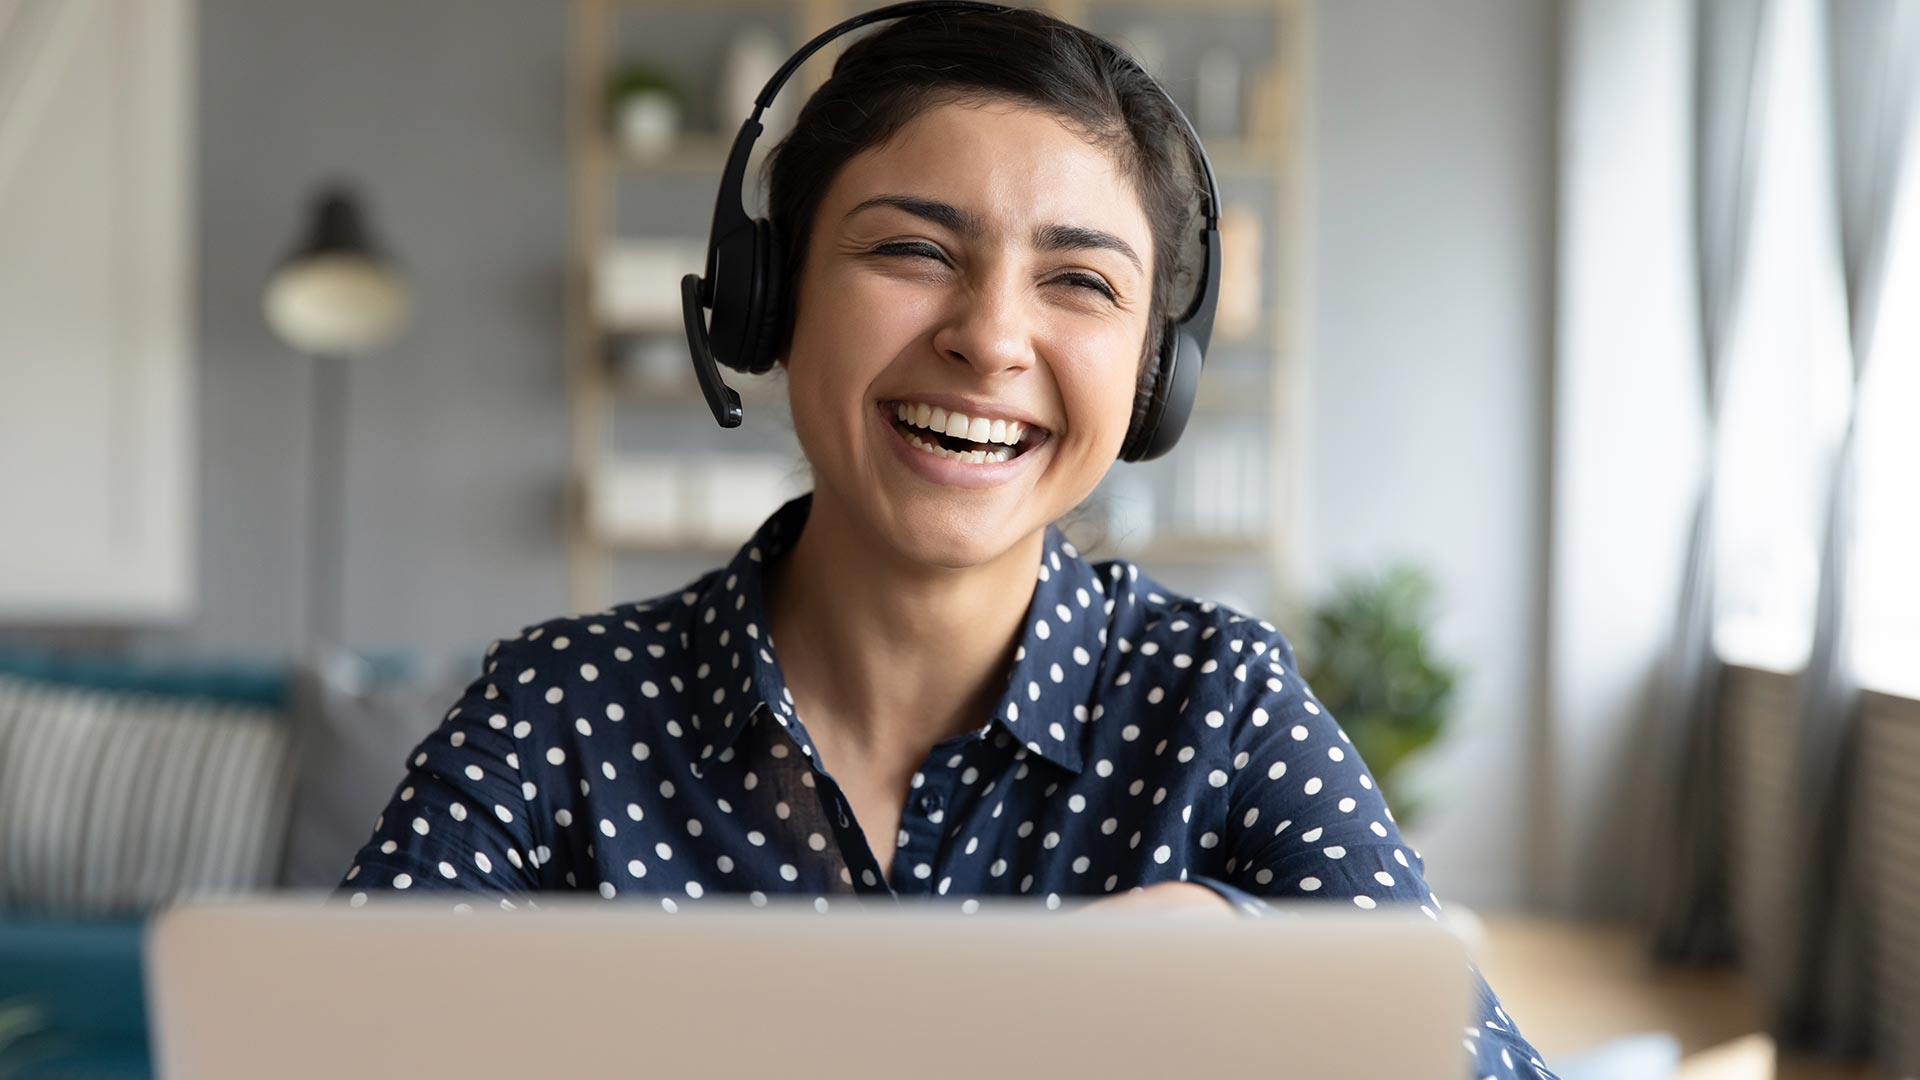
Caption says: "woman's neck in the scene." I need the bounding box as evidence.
[764,487,1044,767]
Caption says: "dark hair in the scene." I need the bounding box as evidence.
[762,6,1203,382]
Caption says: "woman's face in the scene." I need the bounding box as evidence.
[780,98,1156,571]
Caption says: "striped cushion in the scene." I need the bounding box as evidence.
[0,674,295,914]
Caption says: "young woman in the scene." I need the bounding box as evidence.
[339,7,1556,1078]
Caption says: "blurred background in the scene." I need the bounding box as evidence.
[0,0,1915,1077]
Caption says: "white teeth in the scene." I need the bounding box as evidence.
[901,428,1014,465]
[891,400,1030,447]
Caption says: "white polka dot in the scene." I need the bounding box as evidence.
[393,873,412,889]
[1208,769,1228,787]
[1375,871,1396,887]
[1304,777,1323,795]
[1153,844,1171,864]
[1298,876,1321,892]
[780,863,798,881]
[546,747,566,765]
[1354,895,1377,909]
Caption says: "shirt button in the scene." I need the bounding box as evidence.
[917,792,942,814]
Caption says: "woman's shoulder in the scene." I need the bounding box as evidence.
[470,568,728,731]
[1084,551,1302,676]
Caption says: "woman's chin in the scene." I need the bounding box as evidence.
[875,497,1038,571]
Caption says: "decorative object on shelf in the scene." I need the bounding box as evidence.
[1297,563,1461,827]
[605,60,686,158]
[1195,46,1244,139]
[589,456,688,545]
[1216,202,1263,342]
[595,238,708,331]
[1245,62,1290,145]
[721,25,795,143]
[1175,423,1266,541]
[588,455,808,549]
[610,332,697,396]
[262,183,411,646]
[686,455,809,543]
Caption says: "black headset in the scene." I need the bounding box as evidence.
[680,0,1220,463]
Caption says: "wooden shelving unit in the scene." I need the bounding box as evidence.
[564,0,1307,616]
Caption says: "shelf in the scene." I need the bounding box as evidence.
[567,0,1302,614]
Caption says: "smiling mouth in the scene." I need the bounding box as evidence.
[882,400,1050,465]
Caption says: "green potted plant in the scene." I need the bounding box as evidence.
[604,61,687,158]
[1297,562,1461,827]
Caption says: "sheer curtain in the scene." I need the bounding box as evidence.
[1646,0,1773,968]
[1778,0,1920,1056]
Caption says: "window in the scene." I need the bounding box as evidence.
[1849,119,1920,698]
[1713,0,1853,673]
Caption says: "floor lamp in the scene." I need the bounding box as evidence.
[261,183,411,646]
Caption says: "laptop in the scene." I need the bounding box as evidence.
[146,893,1478,1079]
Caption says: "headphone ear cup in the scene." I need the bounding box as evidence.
[1121,322,1176,462]
[740,219,786,375]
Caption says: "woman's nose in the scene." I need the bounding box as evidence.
[930,275,1037,377]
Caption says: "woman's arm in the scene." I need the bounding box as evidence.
[1186,633,1560,1080]
[331,638,546,907]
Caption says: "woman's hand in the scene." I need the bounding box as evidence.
[1072,881,1236,916]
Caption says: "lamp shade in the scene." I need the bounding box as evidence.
[262,185,410,356]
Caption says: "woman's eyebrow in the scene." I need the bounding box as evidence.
[845,194,1141,273]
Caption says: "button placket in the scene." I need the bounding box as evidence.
[895,764,960,895]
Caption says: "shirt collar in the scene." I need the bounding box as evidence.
[688,492,1106,776]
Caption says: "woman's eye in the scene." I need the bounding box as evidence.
[872,244,1113,301]
[1056,274,1116,301]
[873,242,945,262]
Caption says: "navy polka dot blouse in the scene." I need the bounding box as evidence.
[337,492,1557,1080]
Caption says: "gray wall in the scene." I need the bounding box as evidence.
[188,0,571,664]
[1300,0,1560,911]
